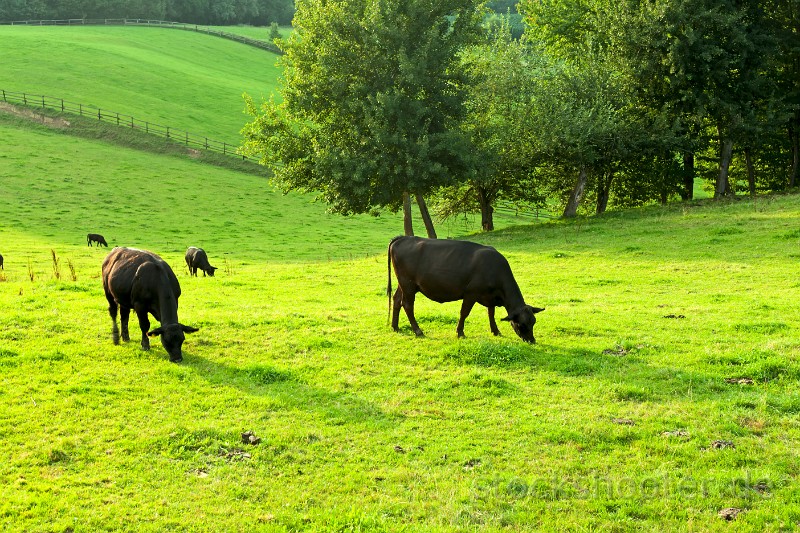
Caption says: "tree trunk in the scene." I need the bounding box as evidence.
[563,166,588,218]
[681,152,694,200]
[595,171,613,215]
[790,112,800,188]
[714,131,734,199]
[414,193,437,239]
[477,186,494,231]
[403,192,414,236]
[745,147,756,196]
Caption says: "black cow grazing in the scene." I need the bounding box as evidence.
[88,233,108,247]
[0,252,3,270]
[388,236,544,342]
[102,247,199,362]
[185,247,217,277]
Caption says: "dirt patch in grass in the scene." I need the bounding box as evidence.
[0,102,71,128]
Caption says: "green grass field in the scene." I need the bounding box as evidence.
[0,25,281,144]
[1,25,799,532]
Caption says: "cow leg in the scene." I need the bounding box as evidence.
[400,290,424,337]
[458,299,476,338]
[106,293,120,345]
[135,307,151,351]
[391,287,403,331]
[119,307,131,342]
[488,306,501,336]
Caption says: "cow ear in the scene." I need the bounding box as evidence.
[529,306,545,314]
[182,325,200,334]
[147,327,164,337]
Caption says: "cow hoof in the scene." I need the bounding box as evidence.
[414,330,425,338]
[170,356,183,363]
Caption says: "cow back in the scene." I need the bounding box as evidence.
[103,247,181,309]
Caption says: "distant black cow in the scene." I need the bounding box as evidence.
[102,247,199,362]
[88,233,108,247]
[0,252,3,270]
[185,247,217,277]
[388,236,544,342]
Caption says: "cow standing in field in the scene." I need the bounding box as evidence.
[0,252,3,269]
[102,247,199,362]
[185,247,217,277]
[388,236,544,342]
[88,233,108,247]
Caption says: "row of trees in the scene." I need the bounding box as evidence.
[0,0,295,25]
[241,0,800,233]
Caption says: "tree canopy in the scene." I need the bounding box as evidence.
[241,0,484,221]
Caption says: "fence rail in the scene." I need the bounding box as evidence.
[0,89,259,163]
[0,18,283,54]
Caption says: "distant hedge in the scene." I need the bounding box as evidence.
[0,0,295,26]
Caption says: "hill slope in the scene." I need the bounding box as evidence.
[0,25,281,144]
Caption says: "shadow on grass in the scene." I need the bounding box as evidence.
[184,354,391,426]
[440,340,724,403]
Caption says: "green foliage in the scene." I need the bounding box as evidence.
[241,0,485,216]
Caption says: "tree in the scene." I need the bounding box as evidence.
[435,18,545,231]
[520,0,652,217]
[240,0,483,237]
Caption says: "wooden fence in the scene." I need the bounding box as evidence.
[0,89,259,163]
[0,18,283,54]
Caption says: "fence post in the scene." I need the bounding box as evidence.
[61,99,65,111]
[98,109,101,120]
[166,126,170,139]
[2,90,5,102]
[185,131,189,145]
[23,93,27,105]
[145,122,149,133]
[41,95,45,108]
[116,112,120,126]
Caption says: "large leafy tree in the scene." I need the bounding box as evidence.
[521,0,654,217]
[241,0,484,235]
[435,19,546,231]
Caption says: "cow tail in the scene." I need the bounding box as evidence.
[387,240,393,325]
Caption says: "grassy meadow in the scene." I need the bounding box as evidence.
[0,25,282,144]
[1,24,800,532]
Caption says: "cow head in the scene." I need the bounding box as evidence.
[502,305,544,343]
[207,266,218,277]
[148,323,200,362]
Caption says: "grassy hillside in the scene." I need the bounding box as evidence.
[1,112,800,530]
[0,25,281,144]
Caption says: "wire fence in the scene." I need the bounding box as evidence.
[0,18,283,54]
[0,89,259,162]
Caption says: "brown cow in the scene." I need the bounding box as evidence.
[88,233,108,247]
[102,247,198,362]
[388,236,544,342]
